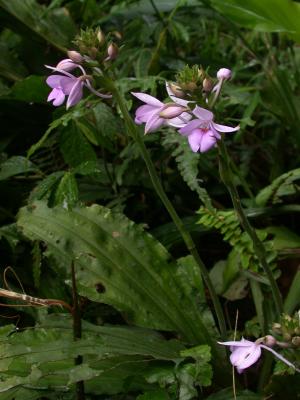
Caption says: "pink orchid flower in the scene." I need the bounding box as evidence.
[46,61,111,109]
[165,82,193,128]
[179,106,239,153]
[219,337,300,374]
[132,92,188,134]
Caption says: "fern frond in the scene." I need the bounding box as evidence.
[197,207,277,273]
[162,130,213,209]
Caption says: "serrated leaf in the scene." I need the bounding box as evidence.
[27,101,95,159]
[73,160,101,176]
[17,201,215,347]
[53,172,78,208]
[29,171,64,202]
[59,122,97,168]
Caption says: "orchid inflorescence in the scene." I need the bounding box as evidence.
[46,59,111,109]
[131,68,239,153]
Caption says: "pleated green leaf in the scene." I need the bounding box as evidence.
[17,201,215,346]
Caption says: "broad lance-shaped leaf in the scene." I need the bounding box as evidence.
[211,0,300,42]
[17,201,215,347]
[0,0,76,51]
[0,156,39,180]
[0,316,184,397]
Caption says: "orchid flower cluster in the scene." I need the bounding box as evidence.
[46,57,111,109]
[46,28,118,109]
[219,335,300,374]
[132,67,239,153]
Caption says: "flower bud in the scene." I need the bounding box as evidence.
[292,336,300,347]
[168,83,185,98]
[217,68,232,80]
[181,81,197,91]
[159,104,186,119]
[106,43,118,61]
[202,77,214,92]
[272,323,282,334]
[263,335,277,347]
[67,50,83,64]
[90,47,98,59]
[97,28,105,45]
[56,58,78,72]
[197,68,205,80]
[112,30,122,40]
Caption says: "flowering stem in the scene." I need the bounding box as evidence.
[218,139,283,316]
[111,82,227,340]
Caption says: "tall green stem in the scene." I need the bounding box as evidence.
[218,140,283,316]
[71,262,85,400]
[111,83,227,339]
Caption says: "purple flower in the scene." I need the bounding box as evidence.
[179,106,239,153]
[219,337,300,374]
[217,68,232,80]
[46,73,84,109]
[132,92,188,134]
[165,82,193,128]
[46,62,111,109]
[55,59,79,72]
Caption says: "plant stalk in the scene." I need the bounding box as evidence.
[112,83,227,339]
[71,262,85,400]
[218,140,283,317]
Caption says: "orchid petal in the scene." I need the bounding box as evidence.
[47,88,65,106]
[131,92,162,107]
[59,76,77,95]
[187,129,203,152]
[165,82,190,107]
[46,75,65,89]
[179,119,202,135]
[210,124,221,140]
[213,122,240,133]
[145,114,165,133]
[193,106,213,122]
[218,339,254,348]
[199,131,217,152]
[135,105,157,121]
[56,59,78,72]
[66,80,83,109]
[167,112,192,128]
[230,344,261,371]
[260,345,300,373]
[44,65,76,79]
